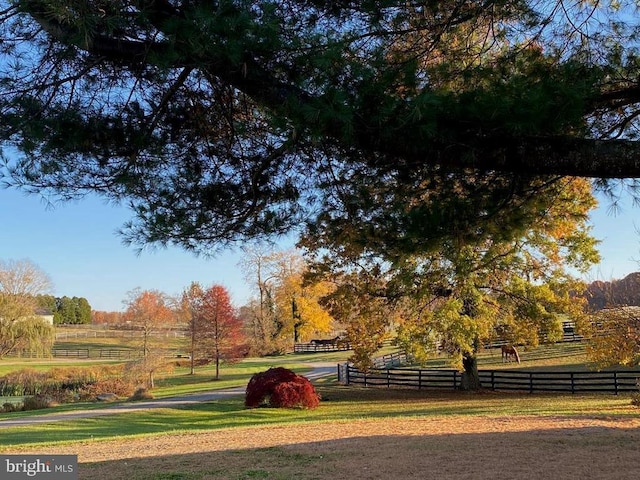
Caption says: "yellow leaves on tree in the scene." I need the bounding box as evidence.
[274,267,334,342]
[241,248,336,351]
[524,177,600,273]
[580,307,640,369]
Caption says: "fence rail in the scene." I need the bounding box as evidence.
[51,349,143,360]
[340,365,640,394]
[373,351,410,368]
[55,330,186,339]
[294,342,352,353]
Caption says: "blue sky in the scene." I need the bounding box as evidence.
[1,185,639,312]
[1,187,256,311]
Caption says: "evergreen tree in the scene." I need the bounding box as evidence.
[1,1,640,255]
[74,297,92,324]
[57,296,77,325]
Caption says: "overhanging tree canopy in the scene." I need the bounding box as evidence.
[1,0,640,253]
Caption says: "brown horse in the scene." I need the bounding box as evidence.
[501,345,521,363]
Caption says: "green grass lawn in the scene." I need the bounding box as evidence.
[0,340,637,451]
[151,357,321,398]
[0,383,636,450]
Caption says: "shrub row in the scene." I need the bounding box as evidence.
[0,366,124,396]
[0,366,138,411]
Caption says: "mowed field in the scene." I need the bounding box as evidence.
[0,333,639,480]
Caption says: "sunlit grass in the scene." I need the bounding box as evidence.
[0,359,124,376]
[0,339,637,451]
[151,359,317,398]
[0,385,635,450]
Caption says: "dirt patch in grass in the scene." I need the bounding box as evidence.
[7,414,640,479]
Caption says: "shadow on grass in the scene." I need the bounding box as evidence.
[1,385,636,449]
[79,424,640,480]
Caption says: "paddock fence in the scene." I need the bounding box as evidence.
[294,342,352,353]
[373,351,411,368]
[338,364,640,395]
[55,330,187,340]
[51,349,144,359]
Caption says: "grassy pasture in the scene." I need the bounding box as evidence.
[0,383,636,450]
[0,337,637,452]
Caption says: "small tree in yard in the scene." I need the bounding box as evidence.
[187,284,247,380]
[123,289,175,388]
[180,282,204,375]
[125,355,173,390]
[123,289,175,357]
[245,367,319,409]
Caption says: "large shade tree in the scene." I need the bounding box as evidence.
[304,177,600,387]
[1,0,640,257]
[240,248,334,353]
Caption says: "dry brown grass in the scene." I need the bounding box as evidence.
[9,414,640,479]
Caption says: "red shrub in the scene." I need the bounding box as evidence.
[245,367,319,409]
[271,377,320,409]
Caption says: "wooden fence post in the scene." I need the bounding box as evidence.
[570,372,575,394]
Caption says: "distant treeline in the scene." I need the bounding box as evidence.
[587,272,640,310]
[35,295,92,325]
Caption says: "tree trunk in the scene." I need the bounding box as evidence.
[190,320,196,375]
[459,353,482,391]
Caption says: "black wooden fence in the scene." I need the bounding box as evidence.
[294,342,352,353]
[52,349,143,359]
[339,364,640,394]
[372,351,410,368]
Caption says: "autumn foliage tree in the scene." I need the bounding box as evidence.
[241,248,334,354]
[92,310,124,326]
[123,289,175,387]
[581,307,640,369]
[578,272,640,368]
[305,178,600,388]
[311,267,392,371]
[268,250,334,343]
[182,283,246,380]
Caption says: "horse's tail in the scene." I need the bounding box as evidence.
[512,346,521,363]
